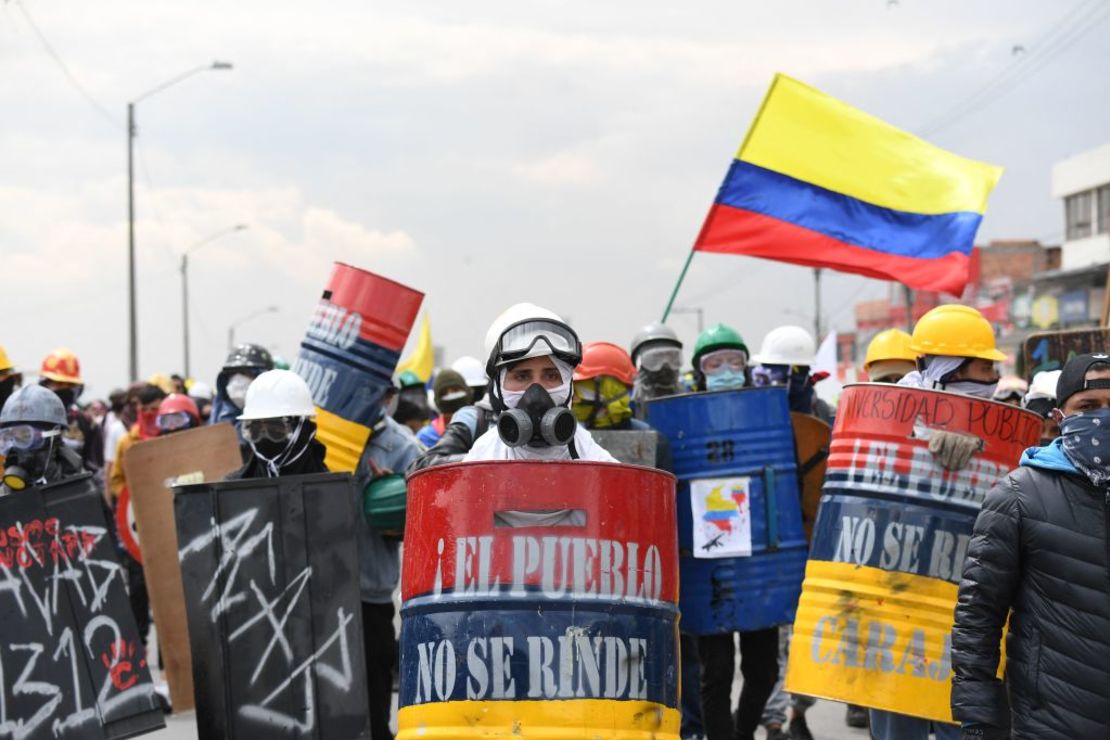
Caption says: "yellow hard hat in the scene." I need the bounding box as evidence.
[0,345,12,373]
[148,373,176,394]
[863,329,917,370]
[908,304,1006,362]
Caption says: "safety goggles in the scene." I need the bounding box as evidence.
[242,417,296,444]
[156,411,194,433]
[638,346,682,373]
[751,365,790,387]
[699,349,747,375]
[0,425,61,456]
[493,319,581,368]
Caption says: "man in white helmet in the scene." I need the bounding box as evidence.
[463,303,616,464]
[227,369,327,479]
[752,325,832,423]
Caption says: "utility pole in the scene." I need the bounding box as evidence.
[813,268,823,340]
[181,253,191,377]
[127,103,137,381]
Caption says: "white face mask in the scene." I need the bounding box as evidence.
[226,373,252,409]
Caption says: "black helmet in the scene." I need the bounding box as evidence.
[223,344,274,373]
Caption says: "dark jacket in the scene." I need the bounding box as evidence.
[407,402,496,474]
[951,439,1110,738]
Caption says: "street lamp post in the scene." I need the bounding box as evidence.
[127,61,233,382]
[181,224,248,377]
[671,306,705,334]
[227,306,280,353]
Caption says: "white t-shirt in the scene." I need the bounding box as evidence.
[103,413,128,464]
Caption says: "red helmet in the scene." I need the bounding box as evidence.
[40,348,83,384]
[158,393,200,424]
[574,341,636,386]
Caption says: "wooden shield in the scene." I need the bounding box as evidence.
[791,412,831,541]
[121,422,243,712]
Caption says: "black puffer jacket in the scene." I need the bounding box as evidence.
[951,463,1110,738]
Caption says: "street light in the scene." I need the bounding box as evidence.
[181,224,248,377]
[227,306,279,352]
[670,306,705,334]
[127,60,233,382]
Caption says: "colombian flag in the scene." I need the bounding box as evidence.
[695,75,1002,296]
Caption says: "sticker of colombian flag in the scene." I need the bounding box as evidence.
[666,74,1003,314]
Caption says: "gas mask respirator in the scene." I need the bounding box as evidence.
[497,383,577,448]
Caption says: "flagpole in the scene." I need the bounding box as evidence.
[662,248,697,323]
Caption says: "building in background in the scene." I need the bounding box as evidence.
[834,142,1110,381]
[1054,141,1110,271]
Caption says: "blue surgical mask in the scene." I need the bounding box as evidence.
[706,369,747,392]
[1060,408,1110,487]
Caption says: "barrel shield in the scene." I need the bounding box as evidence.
[174,472,370,738]
[645,388,808,634]
[785,383,1040,722]
[0,474,165,739]
[294,262,423,472]
[398,462,680,739]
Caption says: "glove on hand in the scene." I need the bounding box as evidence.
[928,430,983,471]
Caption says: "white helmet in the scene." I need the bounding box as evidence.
[451,356,488,388]
[752,325,817,367]
[239,370,316,420]
[1025,370,1061,403]
[483,302,582,374]
[187,380,214,402]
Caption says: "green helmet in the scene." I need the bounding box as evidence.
[692,324,748,366]
[364,474,407,536]
[397,369,424,388]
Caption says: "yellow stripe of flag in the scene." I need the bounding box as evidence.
[738,74,1003,215]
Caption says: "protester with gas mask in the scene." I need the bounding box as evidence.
[629,322,684,414]
[0,345,22,415]
[226,370,326,479]
[951,353,1110,739]
[210,343,274,425]
[353,375,423,740]
[863,328,918,384]
[896,305,1004,477]
[417,369,473,448]
[39,348,102,472]
[0,385,83,494]
[1022,370,1061,445]
[463,303,615,464]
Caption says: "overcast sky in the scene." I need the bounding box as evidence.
[3,0,1108,396]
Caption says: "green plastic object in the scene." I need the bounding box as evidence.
[397,369,424,388]
[364,474,407,536]
[693,323,748,363]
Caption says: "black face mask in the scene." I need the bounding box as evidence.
[52,387,76,409]
[498,383,577,448]
[0,377,17,411]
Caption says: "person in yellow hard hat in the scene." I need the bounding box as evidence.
[0,345,23,417]
[862,329,918,384]
[870,304,1004,740]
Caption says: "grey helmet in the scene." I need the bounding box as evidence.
[630,322,683,365]
[0,385,67,428]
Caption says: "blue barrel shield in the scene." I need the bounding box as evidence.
[646,388,807,634]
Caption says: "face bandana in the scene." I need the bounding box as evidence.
[1059,408,1110,487]
[138,408,161,440]
[573,377,632,429]
[904,356,998,399]
[247,417,314,478]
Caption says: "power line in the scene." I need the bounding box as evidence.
[10,0,121,130]
[919,0,1110,137]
